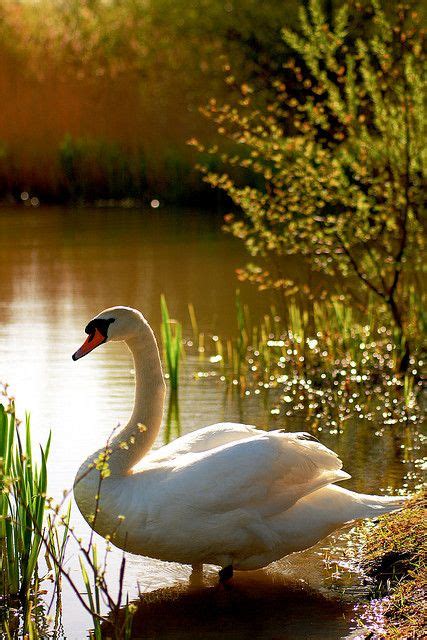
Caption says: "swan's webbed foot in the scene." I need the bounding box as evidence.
[218,564,233,588]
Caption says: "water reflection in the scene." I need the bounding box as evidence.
[104,571,353,640]
[165,391,182,444]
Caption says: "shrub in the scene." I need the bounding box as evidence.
[197,0,426,371]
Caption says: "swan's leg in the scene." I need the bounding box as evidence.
[218,564,233,586]
[190,563,203,586]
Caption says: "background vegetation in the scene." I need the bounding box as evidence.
[197,0,426,370]
[1,1,424,206]
[0,0,302,204]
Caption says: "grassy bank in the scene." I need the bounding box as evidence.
[357,494,426,639]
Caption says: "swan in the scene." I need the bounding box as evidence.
[72,306,407,583]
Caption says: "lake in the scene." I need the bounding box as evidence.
[0,206,423,639]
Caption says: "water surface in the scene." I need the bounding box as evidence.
[0,206,422,639]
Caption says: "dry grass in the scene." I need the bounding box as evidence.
[358,493,426,639]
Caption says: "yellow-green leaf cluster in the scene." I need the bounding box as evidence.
[199,0,425,350]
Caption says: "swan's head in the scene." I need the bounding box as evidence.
[72,306,144,361]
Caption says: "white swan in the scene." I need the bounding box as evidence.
[72,306,406,583]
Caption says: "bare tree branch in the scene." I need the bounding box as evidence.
[335,233,387,300]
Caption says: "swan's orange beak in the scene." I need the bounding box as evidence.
[72,328,106,361]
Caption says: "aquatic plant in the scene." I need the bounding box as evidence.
[188,302,205,357]
[0,404,50,603]
[0,393,137,639]
[180,292,424,436]
[235,291,250,384]
[64,493,136,640]
[160,294,183,391]
[79,546,103,640]
[158,293,423,436]
[0,399,76,638]
[164,392,181,445]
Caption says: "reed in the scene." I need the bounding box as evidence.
[58,134,146,203]
[164,392,181,445]
[187,303,199,344]
[235,291,250,383]
[213,336,225,373]
[79,546,102,640]
[69,491,136,640]
[0,396,137,639]
[403,374,415,410]
[0,404,50,603]
[46,501,71,633]
[160,295,183,391]
[184,294,423,413]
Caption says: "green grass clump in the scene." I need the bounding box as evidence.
[179,293,423,430]
[0,403,50,603]
[358,494,426,639]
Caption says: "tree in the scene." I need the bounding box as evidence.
[196,0,426,371]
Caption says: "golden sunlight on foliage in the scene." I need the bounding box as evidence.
[0,0,300,202]
[198,0,426,371]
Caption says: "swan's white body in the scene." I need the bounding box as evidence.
[73,307,406,572]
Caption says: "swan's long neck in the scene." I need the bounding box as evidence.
[100,320,166,476]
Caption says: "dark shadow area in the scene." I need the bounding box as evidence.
[105,571,353,639]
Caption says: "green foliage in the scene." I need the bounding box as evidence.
[160,295,183,391]
[1,1,426,204]
[198,1,426,369]
[6,0,298,85]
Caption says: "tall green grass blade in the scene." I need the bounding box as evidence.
[160,295,183,391]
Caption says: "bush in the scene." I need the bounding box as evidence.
[197,0,426,371]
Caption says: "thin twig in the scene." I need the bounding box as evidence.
[335,233,386,299]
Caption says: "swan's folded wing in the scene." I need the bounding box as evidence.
[141,423,258,467]
[161,431,349,517]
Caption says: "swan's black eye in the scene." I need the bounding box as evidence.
[85,317,115,339]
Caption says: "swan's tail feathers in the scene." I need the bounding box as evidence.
[354,492,410,519]
[334,469,352,483]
